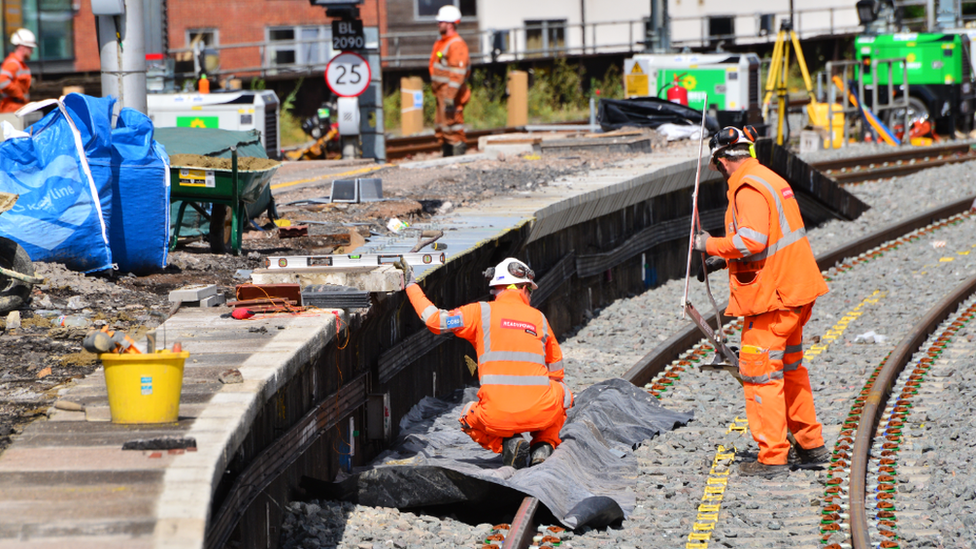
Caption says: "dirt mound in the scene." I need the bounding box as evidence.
[170,154,281,171]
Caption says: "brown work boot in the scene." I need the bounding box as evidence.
[795,445,831,468]
[529,443,553,466]
[738,460,789,478]
[502,436,529,469]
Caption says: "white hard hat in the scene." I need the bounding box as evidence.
[436,5,462,23]
[11,28,37,49]
[484,258,537,290]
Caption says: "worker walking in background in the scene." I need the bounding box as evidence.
[1,29,35,113]
[402,258,572,469]
[694,126,831,478]
[429,5,470,157]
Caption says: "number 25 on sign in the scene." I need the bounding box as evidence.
[325,52,371,98]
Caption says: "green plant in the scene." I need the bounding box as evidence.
[249,78,266,91]
[383,88,401,130]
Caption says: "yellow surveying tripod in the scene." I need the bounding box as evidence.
[762,20,819,145]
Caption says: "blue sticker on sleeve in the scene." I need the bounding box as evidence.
[445,315,462,329]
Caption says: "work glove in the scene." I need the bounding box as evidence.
[697,256,727,282]
[397,259,416,288]
[693,230,711,253]
[444,98,456,118]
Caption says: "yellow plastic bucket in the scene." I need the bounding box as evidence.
[101,351,189,424]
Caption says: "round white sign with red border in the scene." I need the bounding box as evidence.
[325,52,371,98]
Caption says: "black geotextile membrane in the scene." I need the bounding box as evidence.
[311,378,694,529]
[597,97,721,133]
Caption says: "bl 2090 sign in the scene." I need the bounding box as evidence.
[332,20,365,50]
[325,51,371,97]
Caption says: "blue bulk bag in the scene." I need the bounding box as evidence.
[101,108,170,274]
[0,94,115,273]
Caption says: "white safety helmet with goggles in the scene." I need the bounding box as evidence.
[483,258,538,290]
[709,125,759,165]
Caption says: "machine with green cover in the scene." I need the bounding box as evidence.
[854,32,975,134]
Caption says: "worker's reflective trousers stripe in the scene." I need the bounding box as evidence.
[739,303,824,465]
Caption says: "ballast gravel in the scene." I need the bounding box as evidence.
[281,145,976,549]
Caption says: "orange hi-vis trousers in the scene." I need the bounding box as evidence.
[739,302,825,465]
[458,388,567,454]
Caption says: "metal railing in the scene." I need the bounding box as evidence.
[162,6,862,78]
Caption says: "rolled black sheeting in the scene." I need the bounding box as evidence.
[597,97,721,133]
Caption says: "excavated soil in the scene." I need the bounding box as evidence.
[169,154,282,171]
[0,131,676,453]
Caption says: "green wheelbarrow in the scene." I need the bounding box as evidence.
[168,147,281,255]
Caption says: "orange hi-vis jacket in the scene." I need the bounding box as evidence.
[706,158,828,317]
[406,284,570,432]
[428,34,471,105]
[0,53,30,113]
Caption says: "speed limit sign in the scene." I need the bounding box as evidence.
[325,52,371,98]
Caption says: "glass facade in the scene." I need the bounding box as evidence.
[1,0,74,60]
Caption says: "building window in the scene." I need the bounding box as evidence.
[3,0,74,61]
[525,19,565,56]
[708,16,734,48]
[186,28,218,49]
[266,25,334,69]
[416,0,476,20]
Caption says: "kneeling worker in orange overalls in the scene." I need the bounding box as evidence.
[694,126,831,478]
[403,258,572,469]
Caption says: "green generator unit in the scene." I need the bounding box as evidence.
[855,32,975,134]
[623,53,763,128]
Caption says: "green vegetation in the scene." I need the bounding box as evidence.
[279,78,307,149]
[383,59,625,133]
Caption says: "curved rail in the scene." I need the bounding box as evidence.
[848,274,976,548]
[622,195,976,386]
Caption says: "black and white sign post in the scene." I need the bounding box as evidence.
[309,0,385,161]
[325,52,371,159]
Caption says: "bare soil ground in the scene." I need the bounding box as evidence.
[0,131,671,453]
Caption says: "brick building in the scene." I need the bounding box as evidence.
[0,0,386,81]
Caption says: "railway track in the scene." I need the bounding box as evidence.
[385,121,588,160]
[483,196,976,549]
[809,143,976,185]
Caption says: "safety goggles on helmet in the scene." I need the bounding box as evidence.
[483,258,537,289]
[709,125,759,164]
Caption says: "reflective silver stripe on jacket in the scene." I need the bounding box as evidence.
[785,344,803,355]
[768,349,785,361]
[480,302,492,350]
[15,69,29,77]
[737,226,768,245]
[420,305,438,323]
[480,350,546,365]
[783,358,803,372]
[0,80,10,90]
[480,374,551,386]
[540,311,549,345]
[560,381,572,408]
[547,359,563,373]
[431,75,451,84]
[448,124,464,131]
[448,81,461,88]
[731,174,807,263]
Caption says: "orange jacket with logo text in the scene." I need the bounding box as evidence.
[706,158,828,317]
[406,284,569,431]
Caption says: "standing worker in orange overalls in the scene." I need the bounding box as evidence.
[428,5,470,157]
[402,258,573,469]
[694,126,831,478]
[0,29,35,113]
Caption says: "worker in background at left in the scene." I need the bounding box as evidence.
[0,29,36,113]
[401,258,573,469]
[429,5,470,157]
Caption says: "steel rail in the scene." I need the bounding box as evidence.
[386,121,588,160]
[808,143,973,172]
[849,273,976,549]
[823,152,976,184]
[503,496,540,549]
[622,194,976,387]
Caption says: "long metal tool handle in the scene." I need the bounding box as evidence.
[682,94,709,310]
